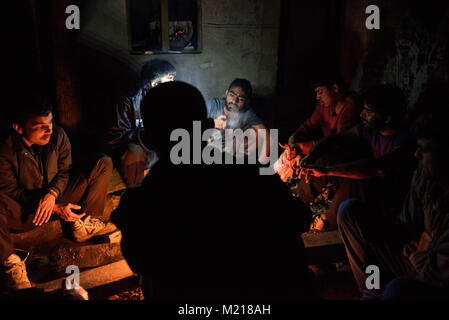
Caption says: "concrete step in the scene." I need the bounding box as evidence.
[33,259,135,292]
[22,235,124,284]
[11,220,64,250]
[301,230,347,265]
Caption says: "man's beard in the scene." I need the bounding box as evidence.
[225,101,246,113]
[225,102,238,112]
[225,109,244,129]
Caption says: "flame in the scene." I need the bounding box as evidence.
[275,143,302,182]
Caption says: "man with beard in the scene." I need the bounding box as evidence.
[206,78,270,161]
[299,84,415,231]
[336,110,449,299]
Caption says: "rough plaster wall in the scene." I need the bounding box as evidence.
[77,0,280,100]
[341,0,449,109]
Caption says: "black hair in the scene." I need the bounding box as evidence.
[140,81,207,152]
[228,78,253,98]
[141,59,176,85]
[362,84,407,127]
[310,74,348,95]
[13,93,53,126]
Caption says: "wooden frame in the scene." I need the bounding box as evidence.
[127,0,202,55]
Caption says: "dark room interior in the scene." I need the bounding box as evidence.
[2,0,449,306]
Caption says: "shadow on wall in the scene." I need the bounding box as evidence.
[74,45,140,155]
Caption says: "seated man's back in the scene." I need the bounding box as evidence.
[114,160,313,299]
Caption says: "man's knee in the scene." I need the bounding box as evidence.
[97,155,113,174]
[0,212,14,262]
[120,144,147,166]
[337,199,365,227]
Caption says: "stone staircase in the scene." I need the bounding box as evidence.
[4,169,352,299]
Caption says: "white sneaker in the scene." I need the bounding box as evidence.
[71,216,118,242]
[2,253,32,290]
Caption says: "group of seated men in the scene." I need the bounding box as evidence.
[0,57,448,300]
[281,76,449,299]
[285,81,414,232]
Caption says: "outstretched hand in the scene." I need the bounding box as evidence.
[54,203,86,222]
[33,193,56,226]
[298,165,329,183]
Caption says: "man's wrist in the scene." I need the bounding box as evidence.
[47,188,59,199]
[288,135,296,145]
[52,203,61,215]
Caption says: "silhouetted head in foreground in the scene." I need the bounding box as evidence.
[140,81,209,159]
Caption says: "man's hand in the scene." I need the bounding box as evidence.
[53,203,86,222]
[298,165,329,183]
[107,127,127,145]
[287,135,296,148]
[213,115,227,130]
[403,240,418,258]
[417,231,432,252]
[108,127,135,145]
[33,193,56,226]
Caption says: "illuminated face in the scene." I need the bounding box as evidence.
[13,113,53,147]
[315,85,337,108]
[225,86,248,112]
[360,104,384,129]
[151,73,176,88]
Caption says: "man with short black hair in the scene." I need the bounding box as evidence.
[0,95,116,290]
[288,76,360,155]
[109,59,176,187]
[206,78,270,161]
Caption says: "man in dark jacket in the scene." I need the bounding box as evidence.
[0,96,116,290]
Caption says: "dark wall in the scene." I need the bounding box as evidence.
[276,0,449,142]
[276,0,346,142]
[3,1,42,140]
[340,0,449,112]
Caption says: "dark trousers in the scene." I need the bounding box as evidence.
[382,276,449,300]
[119,143,157,187]
[337,199,417,299]
[0,155,113,262]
